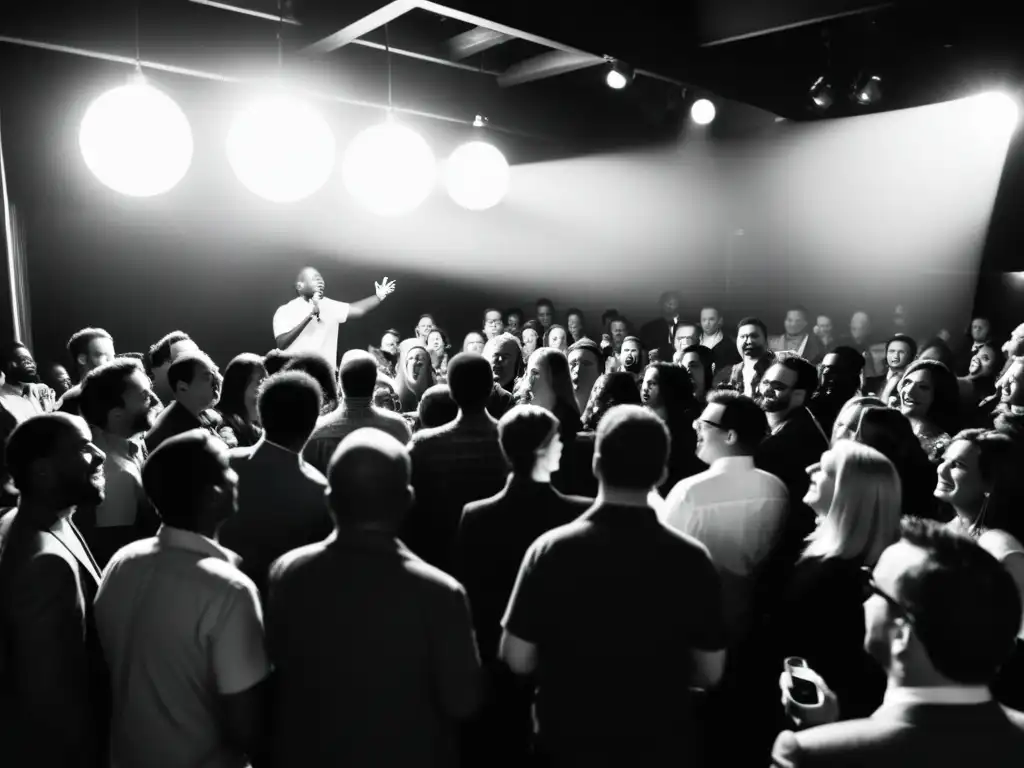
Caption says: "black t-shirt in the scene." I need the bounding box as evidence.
[502,503,726,764]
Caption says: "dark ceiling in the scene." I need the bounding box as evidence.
[2,0,1023,151]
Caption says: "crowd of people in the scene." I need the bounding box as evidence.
[1,269,1023,767]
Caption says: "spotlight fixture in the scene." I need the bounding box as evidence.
[342,117,437,216]
[79,74,194,197]
[227,94,336,203]
[473,114,488,128]
[851,74,882,106]
[808,76,835,111]
[605,60,635,90]
[690,99,716,125]
[446,141,510,211]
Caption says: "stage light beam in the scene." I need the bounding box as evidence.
[227,95,336,203]
[79,79,193,197]
[342,119,436,216]
[691,99,716,125]
[967,92,1020,140]
[446,141,510,211]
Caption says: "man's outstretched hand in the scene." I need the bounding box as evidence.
[375,277,397,301]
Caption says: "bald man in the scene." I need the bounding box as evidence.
[266,429,481,767]
[273,267,398,364]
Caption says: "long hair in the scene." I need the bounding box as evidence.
[582,372,642,431]
[831,396,885,444]
[802,440,902,567]
[949,429,1024,544]
[646,362,696,431]
[543,324,569,352]
[217,353,266,422]
[899,359,961,436]
[533,347,578,416]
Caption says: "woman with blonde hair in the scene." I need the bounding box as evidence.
[773,440,902,721]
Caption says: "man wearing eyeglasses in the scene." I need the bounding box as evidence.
[772,518,1024,767]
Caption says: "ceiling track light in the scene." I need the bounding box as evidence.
[808,75,835,111]
[851,73,882,106]
[605,60,635,90]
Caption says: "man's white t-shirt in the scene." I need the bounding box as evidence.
[273,296,350,362]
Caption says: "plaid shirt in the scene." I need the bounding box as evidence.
[303,396,413,474]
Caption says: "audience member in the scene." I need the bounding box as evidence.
[77,358,161,567]
[396,338,435,412]
[41,361,73,397]
[282,351,339,415]
[500,405,727,767]
[897,358,961,462]
[417,384,459,429]
[504,308,524,337]
[809,346,866,436]
[427,327,452,383]
[144,351,223,452]
[0,341,55,502]
[723,317,774,394]
[565,308,586,343]
[520,321,541,361]
[0,413,109,767]
[874,334,918,402]
[370,327,400,379]
[483,308,505,341]
[145,331,199,403]
[543,323,569,354]
[523,347,582,490]
[415,314,435,342]
[456,405,593,766]
[303,350,412,473]
[830,395,886,444]
[566,338,602,414]
[56,327,116,415]
[95,430,271,768]
[215,353,266,448]
[641,362,704,494]
[639,291,681,362]
[700,305,741,378]
[402,353,508,573]
[770,305,826,365]
[772,441,901,723]
[535,298,555,331]
[219,372,333,596]
[678,343,714,402]
[773,519,1024,767]
[266,428,482,767]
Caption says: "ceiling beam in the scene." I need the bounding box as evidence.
[301,0,418,55]
[446,26,513,60]
[498,49,605,88]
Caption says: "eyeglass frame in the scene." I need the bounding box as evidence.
[860,566,915,623]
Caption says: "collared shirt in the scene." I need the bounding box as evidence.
[662,456,788,637]
[882,685,992,708]
[273,295,350,362]
[303,396,413,473]
[0,382,45,423]
[701,331,723,350]
[742,358,760,398]
[95,525,270,768]
[90,427,146,528]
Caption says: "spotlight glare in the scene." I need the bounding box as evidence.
[967,92,1020,139]
[79,80,193,197]
[690,99,716,125]
[227,95,336,203]
[606,70,628,90]
[852,75,882,106]
[446,141,510,211]
[342,120,436,216]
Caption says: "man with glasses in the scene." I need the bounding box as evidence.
[773,518,1024,767]
[483,308,506,341]
[663,390,787,644]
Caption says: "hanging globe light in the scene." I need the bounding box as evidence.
[342,117,436,216]
[227,95,336,203]
[445,141,510,211]
[79,75,193,197]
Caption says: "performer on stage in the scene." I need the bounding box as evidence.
[273,267,397,362]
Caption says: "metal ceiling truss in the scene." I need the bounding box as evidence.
[186,0,684,87]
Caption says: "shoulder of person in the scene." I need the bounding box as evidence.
[979,528,1024,560]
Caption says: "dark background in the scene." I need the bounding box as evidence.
[1,0,1023,368]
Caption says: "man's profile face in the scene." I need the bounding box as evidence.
[863,540,926,670]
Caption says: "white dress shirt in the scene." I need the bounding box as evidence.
[272,295,350,362]
[882,685,991,708]
[662,455,789,637]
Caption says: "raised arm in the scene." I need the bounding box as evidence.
[347,277,397,320]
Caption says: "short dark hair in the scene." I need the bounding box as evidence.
[595,405,670,490]
[504,308,524,323]
[536,298,554,310]
[167,352,214,392]
[382,328,401,340]
[418,384,459,429]
[895,518,1022,685]
[339,352,379,398]
[659,291,680,304]
[499,405,560,474]
[737,317,768,338]
[521,320,543,337]
[257,371,322,445]
[446,353,494,411]
[601,309,620,327]
[826,346,867,373]
[785,304,810,319]
[774,355,818,397]
[146,331,191,374]
[0,341,29,370]
[263,349,291,376]
[886,334,918,361]
[142,429,229,530]
[217,353,265,422]
[5,413,82,493]
[483,307,503,320]
[66,328,113,375]
[283,352,339,404]
[567,338,602,365]
[565,307,585,322]
[79,358,144,428]
[679,344,714,393]
[916,337,955,371]
[705,390,768,454]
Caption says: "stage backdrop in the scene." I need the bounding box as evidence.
[0,52,1012,368]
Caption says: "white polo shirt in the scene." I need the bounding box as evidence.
[273,296,350,362]
[95,526,271,768]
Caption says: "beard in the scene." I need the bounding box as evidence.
[758,394,789,413]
